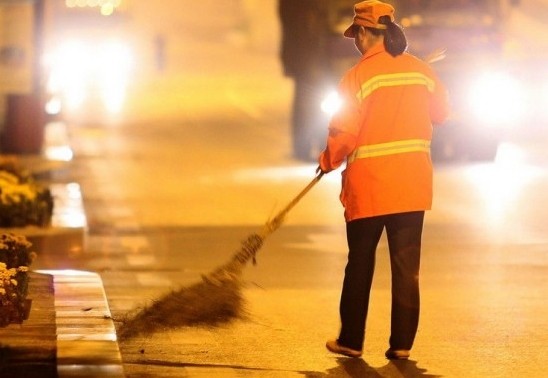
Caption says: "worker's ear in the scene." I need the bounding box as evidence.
[354,25,367,42]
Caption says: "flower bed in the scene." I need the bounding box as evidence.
[0,156,54,228]
[0,233,36,326]
[0,156,87,256]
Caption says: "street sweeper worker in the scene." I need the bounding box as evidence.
[317,0,450,360]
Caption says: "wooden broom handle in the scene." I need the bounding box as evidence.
[262,172,324,236]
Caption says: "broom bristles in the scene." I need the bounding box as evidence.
[117,174,322,339]
[117,233,264,339]
[117,278,245,339]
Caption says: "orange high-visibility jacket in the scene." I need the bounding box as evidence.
[319,43,450,222]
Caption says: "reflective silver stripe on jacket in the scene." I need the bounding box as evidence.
[348,139,431,163]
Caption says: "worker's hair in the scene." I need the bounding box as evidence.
[367,15,407,57]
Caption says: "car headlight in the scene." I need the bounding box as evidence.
[96,41,133,113]
[45,39,133,114]
[467,71,526,125]
[46,41,90,110]
[321,90,343,116]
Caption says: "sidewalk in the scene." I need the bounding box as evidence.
[0,123,125,378]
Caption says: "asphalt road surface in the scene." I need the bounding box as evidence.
[33,1,548,376]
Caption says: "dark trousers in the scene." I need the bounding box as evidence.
[338,211,424,351]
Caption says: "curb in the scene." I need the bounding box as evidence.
[37,270,125,378]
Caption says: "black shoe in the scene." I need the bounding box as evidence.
[326,339,362,358]
[385,348,410,360]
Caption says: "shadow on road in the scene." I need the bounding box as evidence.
[124,356,441,377]
[305,357,441,378]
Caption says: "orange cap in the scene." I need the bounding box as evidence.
[343,0,395,38]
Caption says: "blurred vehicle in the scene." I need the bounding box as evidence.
[391,0,523,161]
[43,1,133,123]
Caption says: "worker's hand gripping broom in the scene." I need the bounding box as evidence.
[118,171,324,339]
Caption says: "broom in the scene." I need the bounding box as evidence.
[118,171,324,339]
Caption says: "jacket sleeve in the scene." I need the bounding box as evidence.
[429,70,451,125]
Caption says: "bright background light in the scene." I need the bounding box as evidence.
[96,41,133,113]
[467,71,526,125]
[65,0,122,16]
[465,143,542,225]
[542,81,548,119]
[45,38,134,115]
[321,90,343,116]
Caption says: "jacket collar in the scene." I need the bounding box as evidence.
[360,42,386,62]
